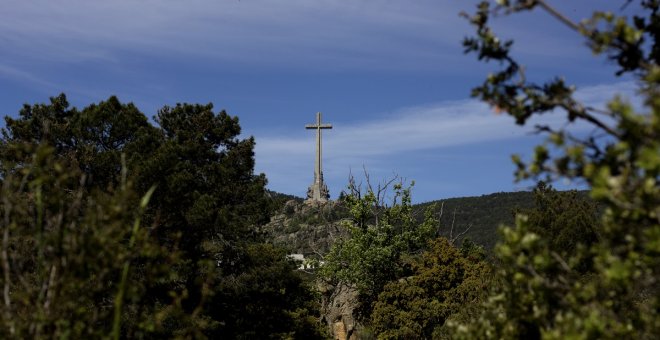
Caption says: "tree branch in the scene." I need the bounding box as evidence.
[536,0,581,32]
[2,197,13,331]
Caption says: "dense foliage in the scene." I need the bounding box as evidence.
[452,0,660,338]
[0,144,174,338]
[321,178,492,338]
[321,180,436,316]
[370,238,491,339]
[522,182,600,262]
[0,95,324,338]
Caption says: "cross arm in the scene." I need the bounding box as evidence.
[305,124,333,129]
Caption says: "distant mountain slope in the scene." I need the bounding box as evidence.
[414,191,536,250]
[264,190,304,215]
[266,189,303,203]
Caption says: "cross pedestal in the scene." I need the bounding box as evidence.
[305,112,332,203]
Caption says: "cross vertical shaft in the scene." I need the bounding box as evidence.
[305,112,332,202]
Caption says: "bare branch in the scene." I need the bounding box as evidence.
[2,198,13,331]
[565,103,620,139]
[536,0,581,32]
[550,251,571,272]
[585,105,615,117]
[380,175,399,207]
[452,224,473,245]
[436,201,445,236]
[449,208,457,241]
[362,165,373,199]
[44,265,57,312]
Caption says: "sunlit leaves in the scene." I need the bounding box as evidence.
[455,0,660,337]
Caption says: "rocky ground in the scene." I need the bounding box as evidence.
[261,199,350,256]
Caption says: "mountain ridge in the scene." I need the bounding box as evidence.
[265,189,591,251]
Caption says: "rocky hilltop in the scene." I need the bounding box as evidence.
[262,199,350,256]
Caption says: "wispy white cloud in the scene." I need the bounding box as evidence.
[0,0,465,68]
[0,0,597,71]
[0,64,58,90]
[254,81,637,197]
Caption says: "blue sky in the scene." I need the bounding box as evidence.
[0,0,639,202]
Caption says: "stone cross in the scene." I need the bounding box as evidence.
[305,112,332,203]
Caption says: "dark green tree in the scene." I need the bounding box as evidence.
[2,95,160,190]
[212,242,325,339]
[370,238,491,339]
[143,103,321,337]
[522,182,600,260]
[0,95,325,338]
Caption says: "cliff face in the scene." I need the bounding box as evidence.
[263,200,363,339]
[318,282,360,340]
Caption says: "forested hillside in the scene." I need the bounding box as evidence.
[416,191,534,250]
[416,190,595,250]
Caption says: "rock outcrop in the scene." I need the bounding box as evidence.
[262,199,348,255]
[319,282,360,340]
[263,199,364,339]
